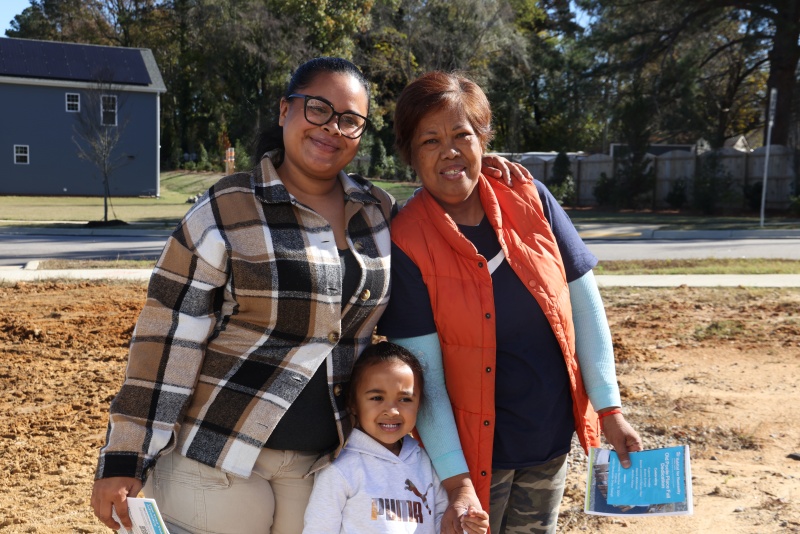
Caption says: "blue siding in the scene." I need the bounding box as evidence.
[0,83,160,196]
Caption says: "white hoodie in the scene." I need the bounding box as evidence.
[303,429,448,533]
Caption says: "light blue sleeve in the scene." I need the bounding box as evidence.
[388,334,470,480]
[432,462,450,534]
[568,270,621,410]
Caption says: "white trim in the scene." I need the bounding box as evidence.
[155,92,161,197]
[14,144,30,165]
[66,92,80,112]
[0,75,165,94]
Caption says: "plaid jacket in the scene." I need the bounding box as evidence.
[96,155,392,482]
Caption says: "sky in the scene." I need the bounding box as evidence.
[0,0,31,36]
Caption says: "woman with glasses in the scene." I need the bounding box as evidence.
[91,57,527,534]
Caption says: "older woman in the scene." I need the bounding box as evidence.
[378,71,642,534]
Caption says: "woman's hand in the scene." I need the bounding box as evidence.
[481,154,533,186]
[600,410,643,468]
[440,473,482,534]
[91,476,143,530]
[462,506,490,534]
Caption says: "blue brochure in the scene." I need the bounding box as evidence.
[585,445,693,516]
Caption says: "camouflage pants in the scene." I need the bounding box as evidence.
[488,453,568,534]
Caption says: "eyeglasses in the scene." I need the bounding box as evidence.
[287,94,368,139]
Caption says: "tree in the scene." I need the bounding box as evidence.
[7,0,114,43]
[649,15,767,148]
[483,0,608,152]
[356,0,523,144]
[580,0,799,147]
[13,0,791,191]
[72,75,130,223]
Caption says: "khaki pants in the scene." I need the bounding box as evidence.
[143,448,318,534]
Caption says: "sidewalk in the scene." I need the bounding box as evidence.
[1,224,800,286]
[574,223,800,240]
[3,263,798,286]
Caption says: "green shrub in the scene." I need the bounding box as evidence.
[395,161,415,182]
[548,175,576,206]
[665,178,688,210]
[593,157,655,209]
[615,156,655,209]
[169,145,182,171]
[788,195,800,216]
[547,152,575,205]
[198,144,213,172]
[743,181,763,213]
[693,152,737,214]
[369,140,389,179]
[593,172,617,207]
[551,152,571,185]
[234,140,251,172]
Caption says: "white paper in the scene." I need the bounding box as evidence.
[112,497,171,534]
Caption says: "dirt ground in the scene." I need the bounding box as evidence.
[0,281,798,534]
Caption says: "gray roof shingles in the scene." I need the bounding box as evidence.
[0,38,159,88]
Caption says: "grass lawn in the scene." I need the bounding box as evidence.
[0,172,424,227]
[594,258,800,275]
[562,206,800,229]
[1,170,798,229]
[0,171,223,227]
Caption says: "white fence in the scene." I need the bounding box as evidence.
[508,146,797,210]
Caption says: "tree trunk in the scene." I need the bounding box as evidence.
[103,178,110,222]
[764,3,800,146]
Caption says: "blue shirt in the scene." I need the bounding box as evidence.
[379,181,596,468]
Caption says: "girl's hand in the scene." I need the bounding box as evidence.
[461,506,490,534]
[481,154,533,186]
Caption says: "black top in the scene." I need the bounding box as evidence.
[265,247,361,451]
[378,181,597,467]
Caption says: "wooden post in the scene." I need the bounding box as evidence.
[225,147,235,175]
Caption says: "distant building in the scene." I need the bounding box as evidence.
[0,38,166,196]
[723,135,753,152]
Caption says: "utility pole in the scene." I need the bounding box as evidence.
[760,88,777,228]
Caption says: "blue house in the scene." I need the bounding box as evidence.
[0,38,166,196]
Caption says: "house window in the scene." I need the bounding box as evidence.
[14,145,29,165]
[102,95,117,126]
[66,93,80,112]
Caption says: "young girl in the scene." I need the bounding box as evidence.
[303,341,489,533]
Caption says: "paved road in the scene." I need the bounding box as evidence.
[2,227,800,266]
[2,226,800,286]
[0,233,167,266]
[586,238,800,261]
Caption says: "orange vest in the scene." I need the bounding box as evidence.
[392,175,601,510]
